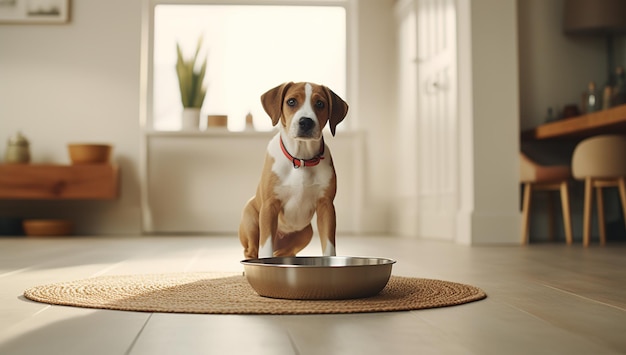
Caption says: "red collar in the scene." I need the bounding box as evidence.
[280,136,325,168]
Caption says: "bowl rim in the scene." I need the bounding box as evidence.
[67,143,112,148]
[240,256,396,268]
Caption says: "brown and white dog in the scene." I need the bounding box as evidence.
[239,82,349,259]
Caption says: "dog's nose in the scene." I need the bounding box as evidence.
[298,117,315,132]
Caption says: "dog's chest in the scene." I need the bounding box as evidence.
[274,165,332,229]
[273,156,332,198]
[268,138,333,228]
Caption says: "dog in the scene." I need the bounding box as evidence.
[239,82,349,259]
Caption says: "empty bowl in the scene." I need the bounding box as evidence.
[241,256,396,300]
[68,144,112,164]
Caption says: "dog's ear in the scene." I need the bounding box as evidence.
[323,86,349,136]
[261,82,294,126]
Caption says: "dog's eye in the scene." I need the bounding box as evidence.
[315,100,325,109]
[286,98,297,107]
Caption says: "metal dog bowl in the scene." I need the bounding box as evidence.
[241,256,396,300]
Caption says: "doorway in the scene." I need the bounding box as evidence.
[394,0,459,240]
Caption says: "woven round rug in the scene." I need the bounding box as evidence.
[23,273,486,315]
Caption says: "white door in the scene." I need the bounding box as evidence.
[415,0,458,240]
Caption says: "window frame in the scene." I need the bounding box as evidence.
[139,0,356,134]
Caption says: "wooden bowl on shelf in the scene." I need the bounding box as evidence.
[68,144,112,164]
[23,219,73,237]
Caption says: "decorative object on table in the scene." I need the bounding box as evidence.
[67,143,112,164]
[602,84,613,110]
[22,219,73,237]
[4,131,31,164]
[564,0,626,86]
[176,36,207,130]
[245,112,255,131]
[206,115,228,128]
[583,81,599,114]
[612,66,626,106]
[181,108,201,130]
[0,0,70,24]
[601,67,626,110]
[562,104,580,118]
[544,107,558,122]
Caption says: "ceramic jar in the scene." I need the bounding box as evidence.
[4,131,31,164]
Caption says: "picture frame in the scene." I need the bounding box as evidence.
[0,0,70,24]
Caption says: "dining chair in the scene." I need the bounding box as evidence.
[572,134,626,247]
[520,153,573,244]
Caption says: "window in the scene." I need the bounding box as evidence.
[150,4,347,131]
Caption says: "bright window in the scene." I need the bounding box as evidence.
[151,4,347,131]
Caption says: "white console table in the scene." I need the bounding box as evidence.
[141,129,364,234]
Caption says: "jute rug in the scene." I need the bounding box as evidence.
[23,273,486,315]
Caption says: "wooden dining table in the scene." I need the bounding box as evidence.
[521,104,626,141]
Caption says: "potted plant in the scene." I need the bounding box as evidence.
[176,36,207,130]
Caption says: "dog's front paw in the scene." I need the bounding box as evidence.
[258,241,274,259]
[323,242,336,257]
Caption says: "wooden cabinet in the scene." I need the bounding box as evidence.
[0,164,119,200]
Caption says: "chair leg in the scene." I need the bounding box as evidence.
[618,177,626,232]
[521,183,532,244]
[560,181,573,245]
[596,186,606,246]
[583,177,593,247]
[547,192,556,241]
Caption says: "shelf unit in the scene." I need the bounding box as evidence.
[0,164,119,200]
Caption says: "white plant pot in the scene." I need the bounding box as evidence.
[181,108,201,130]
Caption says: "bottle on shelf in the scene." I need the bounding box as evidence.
[585,81,599,114]
[613,66,626,107]
[245,112,255,131]
[545,107,557,122]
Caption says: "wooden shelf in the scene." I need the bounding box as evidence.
[0,164,119,200]
[522,104,626,141]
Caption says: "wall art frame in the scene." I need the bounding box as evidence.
[0,0,70,24]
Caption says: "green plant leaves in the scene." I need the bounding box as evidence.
[176,36,207,108]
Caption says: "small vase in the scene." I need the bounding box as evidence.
[4,131,31,164]
[181,108,201,130]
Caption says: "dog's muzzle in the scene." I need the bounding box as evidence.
[297,117,315,137]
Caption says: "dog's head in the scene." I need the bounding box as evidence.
[261,82,349,139]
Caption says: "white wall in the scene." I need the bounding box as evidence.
[351,0,397,233]
[0,0,397,235]
[0,0,143,234]
[456,0,520,244]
